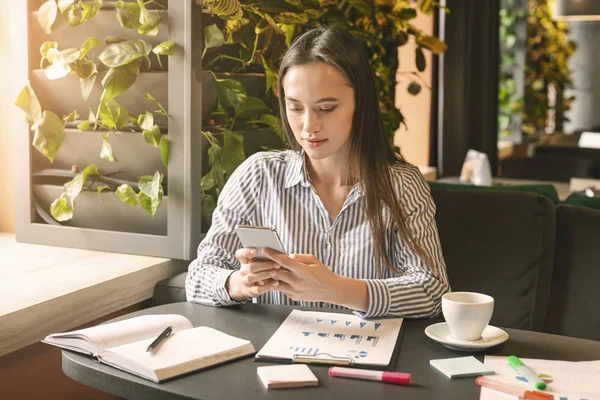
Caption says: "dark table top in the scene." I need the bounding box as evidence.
[62,302,600,400]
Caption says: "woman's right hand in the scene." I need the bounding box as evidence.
[227,248,280,301]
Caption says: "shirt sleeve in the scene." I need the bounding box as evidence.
[355,165,450,319]
[185,153,265,306]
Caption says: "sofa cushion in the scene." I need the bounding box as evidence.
[429,181,560,204]
[430,187,555,331]
[563,193,600,210]
[152,272,187,306]
[545,205,600,341]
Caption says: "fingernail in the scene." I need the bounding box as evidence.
[272,281,279,287]
[249,249,257,255]
[270,271,277,276]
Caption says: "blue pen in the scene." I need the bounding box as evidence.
[507,355,547,390]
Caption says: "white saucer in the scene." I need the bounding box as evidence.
[424,322,509,351]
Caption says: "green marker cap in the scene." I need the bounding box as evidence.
[507,355,523,369]
[507,355,546,390]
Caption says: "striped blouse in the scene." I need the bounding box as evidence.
[186,150,450,318]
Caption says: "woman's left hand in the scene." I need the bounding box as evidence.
[262,249,338,303]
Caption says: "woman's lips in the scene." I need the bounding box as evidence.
[305,138,327,148]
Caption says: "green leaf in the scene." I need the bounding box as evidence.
[45,49,72,80]
[201,169,216,192]
[61,48,81,64]
[32,111,66,163]
[261,58,275,94]
[70,58,97,79]
[215,78,247,111]
[80,73,97,101]
[138,171,163,217]
[58,0,76,13]
[280,23,295,47]
[80,0,102,24]
[64,164,99,208]
[62,110,79,123]
[159,137,169,167]
[203,0,242,19]
[152,41,175,56]
[100,137,118,162]
[79,37,99,59]
[37,0,58,34]
[15,83,43,126]
[259,113,285,144]
[415,35,447,54]
[201,194,216,225]
[139,110,154,130]
[50,198,73,221]
[99,39,152,68]
[143,124,161,147]
[40,41,58,68]
[99,98,129,130]
[105,36,126,46]
[96,185,111,201]
[137,0,161,36]
[398,8,417,20]
[417,0,434,14]
[221,130,245,175]
[203,25,225,59]
[77,120,91,131]
[415,47,426,72]
[115,184,138,206]
[263,13,284,34]
[101,59,141,100]
[115,0,141,29]
[66,6,82,26]
[88,106,97,123]
[235,96,270,120]
[144,92,168,116]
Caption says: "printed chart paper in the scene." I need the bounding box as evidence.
[480,356,600,400]
[256,310,403,367]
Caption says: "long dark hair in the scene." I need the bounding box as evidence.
[277,26,433,274]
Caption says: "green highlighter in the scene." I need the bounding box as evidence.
[507,355,547,390]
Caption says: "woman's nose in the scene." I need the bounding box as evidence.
[303,110,321,133]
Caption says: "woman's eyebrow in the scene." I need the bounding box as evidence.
[284,97,340,103]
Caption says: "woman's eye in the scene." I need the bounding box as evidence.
[289,108,302,113]
[320,107,336,113]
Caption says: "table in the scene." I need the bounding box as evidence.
[0,233,181,357]
[62,303,600,400]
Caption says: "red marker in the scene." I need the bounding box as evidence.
[328,366,411,386]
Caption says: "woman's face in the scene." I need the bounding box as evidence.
[282,63,355,162]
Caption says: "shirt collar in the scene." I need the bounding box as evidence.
[284,150,312,188]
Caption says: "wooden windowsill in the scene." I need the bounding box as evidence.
[0,233,185,357]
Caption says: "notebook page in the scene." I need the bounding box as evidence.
[47,314,192,352]
[98,326,254,380]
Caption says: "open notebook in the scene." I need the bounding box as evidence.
[42,314,255,383]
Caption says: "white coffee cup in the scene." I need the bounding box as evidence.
[442,292,494,341]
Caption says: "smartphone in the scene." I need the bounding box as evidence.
[234,225,286,261]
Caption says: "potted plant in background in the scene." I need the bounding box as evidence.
[15,0,175,234]
[522,0,576,136]
[198,0,448,229]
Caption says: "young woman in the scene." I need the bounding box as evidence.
[186,27,449,318]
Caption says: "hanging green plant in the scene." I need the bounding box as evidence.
[37,0,104,33]
[18,0,173,224]
[115,0,164,36]
[498,0,526,138]
[197,0,448,227]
